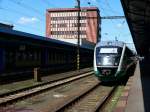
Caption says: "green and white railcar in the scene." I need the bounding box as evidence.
[94,41,135,82]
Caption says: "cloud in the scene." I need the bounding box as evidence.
[18,17,39,25]
[117,23,123,28]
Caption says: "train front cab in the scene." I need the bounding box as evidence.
[94,44,127,82]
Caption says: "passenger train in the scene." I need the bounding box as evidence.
[0,29,94,75]
[94,41,135,82]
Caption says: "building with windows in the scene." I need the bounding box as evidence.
[46,7,100,44]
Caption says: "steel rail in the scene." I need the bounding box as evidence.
[0,71,93,106]
[55,85,116,112]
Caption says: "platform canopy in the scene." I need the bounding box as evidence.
[121,0,150,56]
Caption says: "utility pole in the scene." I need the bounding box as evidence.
[76,0,80,70]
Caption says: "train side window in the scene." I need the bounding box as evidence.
[23,52,26,60]
[26,52,29,60]
[37,52,40,61]
[48,52,50,64]
[34,52,37,60]
[18,52,22,60]
[5,51,10,64]
[28,52,33,60]
[31,51,35,60]
[54,52,59,64]
[50,52,54,64]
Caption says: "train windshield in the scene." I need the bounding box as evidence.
[96,47,122,66]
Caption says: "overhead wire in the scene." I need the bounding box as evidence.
[85,0,113,40]
[0,6,45,22]
[0,10,44,35]
[101,1,126,39]
[0,6,45,32]
[88,0,128,41]
[0,11,43,32]
[105,0,124,25]
[8,0,45,17]
[14,23,44,33]
[0,0,51,35]
[41,0,58,8]
[105,0,122,15]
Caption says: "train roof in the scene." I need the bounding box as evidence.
[0,28,94,50]
[96,41,125,48]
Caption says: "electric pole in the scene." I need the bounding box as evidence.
[76,0,80,70]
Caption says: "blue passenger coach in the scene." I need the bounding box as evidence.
[0,29,94,74]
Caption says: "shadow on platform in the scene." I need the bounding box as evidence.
[139,57,150,112]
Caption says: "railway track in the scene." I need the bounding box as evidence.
[0,68,92,98]
[0,71,93,106]
[54,84,116,112]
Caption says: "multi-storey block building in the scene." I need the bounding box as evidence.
[46,7,100,44]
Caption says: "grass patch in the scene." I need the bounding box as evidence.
[102,86,124,112]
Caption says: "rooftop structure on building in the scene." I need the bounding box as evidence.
[46,7,100,44]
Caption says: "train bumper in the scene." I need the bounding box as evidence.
[96,70,125,82]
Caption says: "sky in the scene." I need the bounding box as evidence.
[0,0,135,50]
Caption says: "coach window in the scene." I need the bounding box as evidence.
[23,52,26,60]
[59,52,62,64]
[17,52,22,61]
[32,51,36,60]
[30,52,33,60]
[48,52,51,64]
[34,51,37,61]
[54,52,58,64]
[37,52,41,61]
[10,51,15,63]
[5,51,10,64]
[53,52,56,64]
[50,52,53,64]
[27,52,30,61]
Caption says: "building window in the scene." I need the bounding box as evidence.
[72,23,86,27]
[51,31,86,35]
[57,23,67,27]
[51,24,57,28]
[51,16,86,21]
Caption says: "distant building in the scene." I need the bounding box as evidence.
[46,7,100,44]
[0,22,13,30]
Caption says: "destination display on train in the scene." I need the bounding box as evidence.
[100,48,118,53]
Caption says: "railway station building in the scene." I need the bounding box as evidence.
[46,7,100,44]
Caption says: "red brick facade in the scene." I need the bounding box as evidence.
[46,7,100,43]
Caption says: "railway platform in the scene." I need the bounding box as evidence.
[115,58,150,112]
